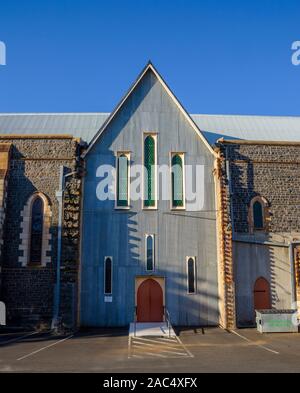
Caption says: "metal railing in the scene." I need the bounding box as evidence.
[134,306,137,337]
[133,305,172,337]
[164,307,172,338]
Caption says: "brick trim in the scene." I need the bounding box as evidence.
[18,192,52,267]
[248,196,270,234]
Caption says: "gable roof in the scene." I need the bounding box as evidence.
[0,112,300,145]
[82,62,216,157]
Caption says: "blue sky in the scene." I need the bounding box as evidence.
[0,0,299,115]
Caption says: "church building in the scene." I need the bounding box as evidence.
[0,63,300,330]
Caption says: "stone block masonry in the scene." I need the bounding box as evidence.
[219,142,300,234]
[0,136,82,329]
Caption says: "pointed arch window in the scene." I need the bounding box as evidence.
[18,192,52,267]
[253,201,263,229]
[171,153,185,208]
[144,134,157,208]
[145,234,155,271]
[116,152,130,208]
[29,196,44,265]
[187,257,196,294]
[249,196,269,232]
[104,257,113,295]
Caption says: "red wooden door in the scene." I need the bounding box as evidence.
[254,277,271,310]
[137,279,163,322]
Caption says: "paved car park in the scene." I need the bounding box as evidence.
[1,327,300,373]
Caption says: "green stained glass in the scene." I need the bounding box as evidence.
[117,154,129,207]
[171,154,184,207]
[144,136,155,207]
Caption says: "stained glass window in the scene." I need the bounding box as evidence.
[144,135,156,207]
[171,154,184,207]
[29,197,43,265]
[117,154,129,207]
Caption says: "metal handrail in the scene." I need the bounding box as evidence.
[134,306,137,337]
[164,307,171,338]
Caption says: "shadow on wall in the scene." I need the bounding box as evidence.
[1,145,57,328]
[81,197,220,327]
[229,145,282,327]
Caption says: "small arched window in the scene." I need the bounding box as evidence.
[146,234,155,271]
[249,196,269,233]
[171,153,184,208]
[19,192,52,267]
[29,196,44,265]
[116,153,130,208]
[253,201,263,229]
[187,257,196,294]
[104,257,113,295]
[144,135,156,208]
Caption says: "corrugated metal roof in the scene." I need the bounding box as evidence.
[192,114,300,144]
[0,112,300,144]
[0,113,110,143]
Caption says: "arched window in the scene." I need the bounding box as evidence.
[187,257,196,294]
[116,153,130,208]
[104,257,113,295]
[253,201,263,229]
[18,192,52,267]
[249,196,269,232]
[144,135,156,208]
[146,234,155,271]
[171,153,184,208]
[29,197,44,265]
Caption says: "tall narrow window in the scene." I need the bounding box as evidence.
[253,200,264,229]
[171,153,185,208]
[144,135,156,208]
[104,257,112,295]
[29,197,44,265]
[187,257,196,294]
[116,153,130,208]
[146,234,155,271]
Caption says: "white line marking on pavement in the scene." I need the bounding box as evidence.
[17,334,73,361]
[143,351,168,358]
[175,335,194,358]
[128,336,133,359]
[0,331,39,346]
[133,340,184,351]
[128,332,194,359]
[230,330,280,355]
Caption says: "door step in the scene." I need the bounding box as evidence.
[129,322,176,337]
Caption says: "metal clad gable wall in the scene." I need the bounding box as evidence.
[80,69,219,326]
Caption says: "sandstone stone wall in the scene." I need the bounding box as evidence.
[0,136,81,328]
